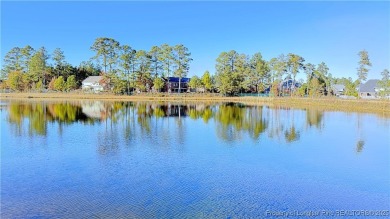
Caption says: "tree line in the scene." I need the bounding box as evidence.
[1,37,389,97]
[211,50,389,97]
[1,45,101,92]
[1,38,193,94]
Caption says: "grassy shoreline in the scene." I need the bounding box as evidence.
[1,92,389,115]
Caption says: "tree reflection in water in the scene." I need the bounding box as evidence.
[5,101,349,145]
[356,140,365,153]
[306,109,324,130]
[284,125,300,143]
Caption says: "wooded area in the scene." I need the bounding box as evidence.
[1,37,389,97]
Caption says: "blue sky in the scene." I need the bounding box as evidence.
[1,1,389,80]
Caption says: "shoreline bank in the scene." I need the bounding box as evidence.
[1,92,389,115]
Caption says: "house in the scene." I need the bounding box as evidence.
[359,79,380,98]
[264,86,271,94]
[163,77,190,93]
[262,78,301,96]
[331,84,345,96]
[82,76,107,93]
[278,78,301,93]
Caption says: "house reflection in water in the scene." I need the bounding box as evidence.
[165,104,188,117]
[150,104,189,118]
[81,101,110,120]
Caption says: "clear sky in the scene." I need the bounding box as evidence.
[1,1,389,80]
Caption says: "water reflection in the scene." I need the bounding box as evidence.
[2,100,389,218]
[306,109,323,130]
[284,125,300,143]
[4,100,387,147]
[356,140,365,153]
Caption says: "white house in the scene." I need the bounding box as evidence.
[359,79,380,99]
[331,84,345,96]
[82,76,104,93]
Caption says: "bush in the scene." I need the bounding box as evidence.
[66,75,77,91]
[53,76,65,91]
[6,71,26,91]
[35,80,43,91]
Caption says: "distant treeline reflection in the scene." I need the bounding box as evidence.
[6,101,325,143]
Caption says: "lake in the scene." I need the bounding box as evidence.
[1,100,389,218]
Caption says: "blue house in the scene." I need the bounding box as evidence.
[279,78,301,91]
[163,77,190,93]
[264,77,301,95]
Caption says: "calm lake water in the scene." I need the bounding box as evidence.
[1,100,389,218]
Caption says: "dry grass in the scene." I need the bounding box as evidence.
[245,97,390,117]
[1,92,389,115]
